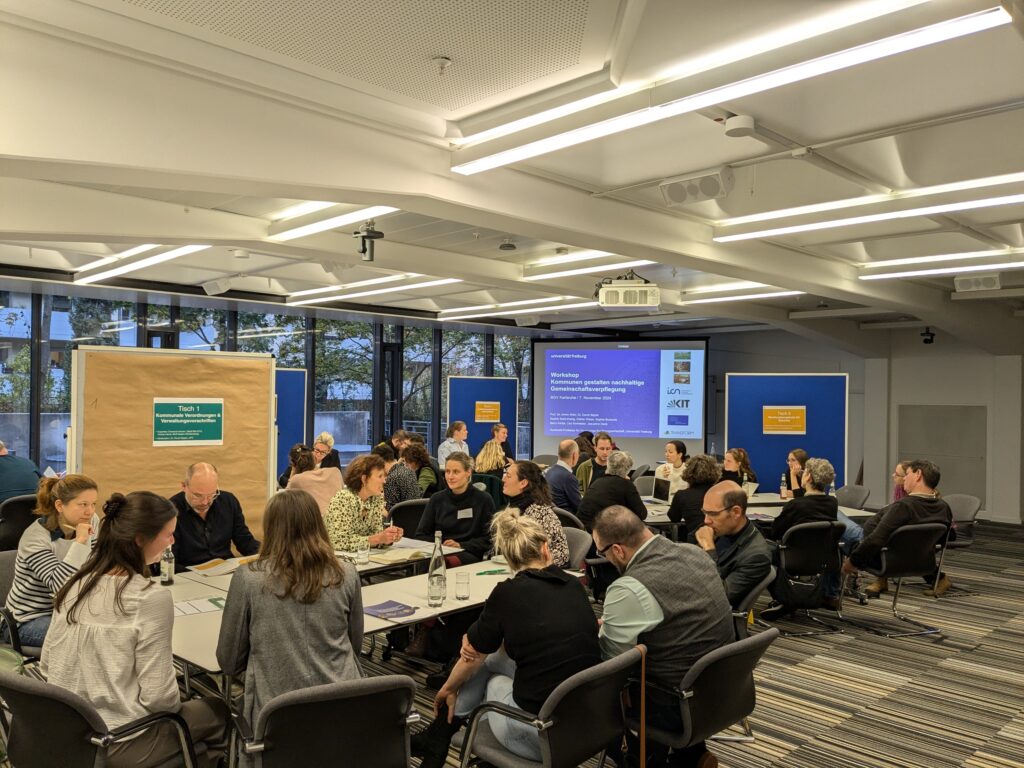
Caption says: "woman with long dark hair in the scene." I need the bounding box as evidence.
[42,491,226,767]
[500,460,569,567]
[217,489,363,727]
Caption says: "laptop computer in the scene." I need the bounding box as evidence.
[642,478,672,504]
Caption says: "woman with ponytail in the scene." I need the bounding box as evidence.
[42,492,227,767]
[412,510,599,767]
[3,474,98,647]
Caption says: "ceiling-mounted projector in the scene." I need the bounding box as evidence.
[598,278,660,309]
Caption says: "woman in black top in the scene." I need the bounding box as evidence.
[781,448,809,499]
[720,447,756,484]
[415,452,495,563]
[576,450,648,530]
[413,510,600,766]
[770,457,838,541]
[668,454,722,537]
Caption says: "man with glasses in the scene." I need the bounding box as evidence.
[169,462,260,571]
[693,481,772,608]
[593,505,732,768]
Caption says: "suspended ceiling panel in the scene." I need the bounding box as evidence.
[91,0,624,116]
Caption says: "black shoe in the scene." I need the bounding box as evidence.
[410,702,464,766]
[760,602,794,621]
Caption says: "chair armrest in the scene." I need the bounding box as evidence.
[0,607,24,656]
[460,701,555,764]
[229,710,265,754]
[584,556,610,567]
[100,710,190,744]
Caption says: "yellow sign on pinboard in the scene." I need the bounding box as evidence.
[762,406,806,435]
[475,401,501,422]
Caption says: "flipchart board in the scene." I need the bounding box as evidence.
[71,346,276,538]
[725,373,848,488]
[447,376,519,456]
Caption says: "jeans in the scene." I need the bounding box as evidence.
[1,614,51,648]
[825,511,864,598]
[454,648,542,762]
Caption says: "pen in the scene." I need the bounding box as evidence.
[477,568,508,575]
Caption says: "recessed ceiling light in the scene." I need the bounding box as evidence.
[288,273,421,298]
[438,296,567,314]
[287,278,462,306]
[441,301,600,321]
[859,260,1024,280]
[860,247,1024,269]
[268,206,398,242]
[531,250,614,267]
[678,290,804,305]
[76,245,210,285]
[523,260,655,281]
[74,244,160,273]
[269,201,337,222]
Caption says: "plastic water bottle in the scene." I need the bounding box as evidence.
[780,473,787,496]
[427,531,446,607]
[160,546,175,585]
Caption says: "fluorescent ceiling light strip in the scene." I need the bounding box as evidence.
[76,245,210,285]
[714,192,1024,242]
[859,260,1024,280]
[439,296,567,315]
[442,301,600,321]
[454,0,928,148]
[861,247,1024,269]
[718,170,1024,227]
[452,9,1010,175]
[73,244,160,273]
[531,250,614,267]
[679,290,804,305]
[270,200,337,222]
[684,280,767,294]
[99,324,135,335]
[288,273,421,298]
[269,206,399,242]
[523,259,655,281]
[288,278,462,306]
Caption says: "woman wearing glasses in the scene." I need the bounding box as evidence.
[168,462,260,571]
[312,431,343,471]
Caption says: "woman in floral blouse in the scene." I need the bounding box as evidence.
[500,460,569,568]
[324,454,403,551]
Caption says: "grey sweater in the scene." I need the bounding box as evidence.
[216,561,364,728]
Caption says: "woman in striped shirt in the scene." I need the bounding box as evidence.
[3,474,98,647]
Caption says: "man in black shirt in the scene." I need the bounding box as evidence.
[169,462,260,571]
[843,459,953,594]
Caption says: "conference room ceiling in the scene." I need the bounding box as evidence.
[2,0,1024,354]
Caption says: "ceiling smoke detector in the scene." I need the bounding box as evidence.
[499,238,517,251]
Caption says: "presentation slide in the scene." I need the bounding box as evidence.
[532,340,707,468]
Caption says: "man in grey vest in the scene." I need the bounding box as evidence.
[594,505,733,768]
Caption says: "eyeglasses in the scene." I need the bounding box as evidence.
[596,541,617,556]
[313,447,328,456]
[701,507,729,517]
[186,488,221,504]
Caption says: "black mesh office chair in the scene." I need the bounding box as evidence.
[387,498,429,533]
[767,521,846,636]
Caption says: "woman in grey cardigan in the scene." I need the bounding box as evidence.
[216,490,364,728]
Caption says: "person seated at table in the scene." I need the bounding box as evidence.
[411,510,600,767]
[324,454,403,552]
[761,458,842,619]
[844,459,954,597]
[416,452,495,564]
[501,460,569,568]
[654,440,689,496]
[372,443,421,511]
[286,444,343,516]
[575,431,614,494]
[403,442,439,496]
[720,447,757,485]
[0,439,42,503]
[438,421,471,465]
[490,422,515,462]
[780,448,808,499]
[474,438,508,481]
[42,491,227,767]
[545,438,582,514]
[169,462,260,571]
[667,453,721,537]
[4,474,99,648]
[574,431,595,464]
[861,460,913,597]
[693,481,772,608]
[312,431,343,471]
[576,450,648,531]
[376,429,412,456]
[217,489,363,729]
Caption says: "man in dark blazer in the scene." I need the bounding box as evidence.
[545,438,582,513]
[693,480,771,608]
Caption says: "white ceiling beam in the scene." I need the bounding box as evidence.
[788,306,882,319]
[859,320,929,330]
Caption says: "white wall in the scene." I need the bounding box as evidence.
[705,330,866,486]
[877,329,1023,524]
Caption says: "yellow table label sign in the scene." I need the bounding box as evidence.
[475,401,501,422]
[762,406,806,435]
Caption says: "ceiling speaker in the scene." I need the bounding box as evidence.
[514,315,541,327]
[659,167,735,207]
[953,273,1001,292]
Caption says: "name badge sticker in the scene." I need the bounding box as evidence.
[457,508,474,520]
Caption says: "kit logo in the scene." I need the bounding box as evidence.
[666,399,690,408]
